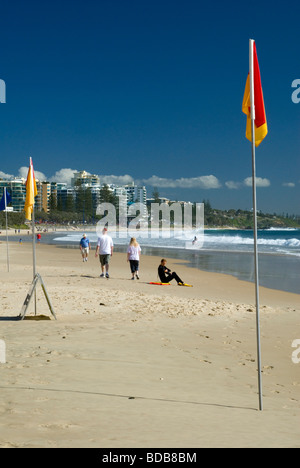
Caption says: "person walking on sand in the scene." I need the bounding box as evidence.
[127,237,141,280]
[95,228,114,278]
[80,233,90,262]
[158,258,184,285]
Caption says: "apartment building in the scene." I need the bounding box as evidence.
[0,178,26,212]
[36,181,51,213]
[71,171,100,187]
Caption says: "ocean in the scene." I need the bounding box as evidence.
[49,227,300,295]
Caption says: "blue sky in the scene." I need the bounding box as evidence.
[0,0,299,213]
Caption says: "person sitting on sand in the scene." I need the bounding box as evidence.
[158,258,184,285]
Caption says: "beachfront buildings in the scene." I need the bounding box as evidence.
[0,179,26,212]
[71,170,100,187]
[0,179,61,214]
[36,181,51,213]
[0,171,147,217]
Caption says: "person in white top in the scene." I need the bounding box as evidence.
[127,237,141,280]
[95,228,114,278]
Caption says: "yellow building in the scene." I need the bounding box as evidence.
[36,181,51,213]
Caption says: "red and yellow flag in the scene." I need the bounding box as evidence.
[242,42,268,147]
[24,157,38,220]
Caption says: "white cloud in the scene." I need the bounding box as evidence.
[142,175,221,189]
[0,170,14,179]
[101,174,134,186]
[48,170,134,187]
[49,168,78,185]
[227,177,273,189]
[282,182,295,188]
[244,177,271,188]
[18,166,48,182]
[141,175,174,187]
[225,181,241,190]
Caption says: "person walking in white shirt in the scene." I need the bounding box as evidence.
[95,228,114,278]
[127,237,141,280]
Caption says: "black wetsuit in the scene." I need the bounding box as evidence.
[158,265,184,284]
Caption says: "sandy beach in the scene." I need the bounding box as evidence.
[0,240,299,448]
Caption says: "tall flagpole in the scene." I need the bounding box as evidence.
[249,39,263,411]
[21,157,56,321]
[29,157,37,315]
[5,188,10,273]
[32,197,37,315]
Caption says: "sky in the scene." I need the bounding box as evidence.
[0,0,299,214]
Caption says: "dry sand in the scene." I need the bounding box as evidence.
[0,241,299,448]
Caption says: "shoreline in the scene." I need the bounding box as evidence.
[2,232,300,295]
[1,223,300,236]
[0,242,299,309]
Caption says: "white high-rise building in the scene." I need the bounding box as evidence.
[124,183,147,205]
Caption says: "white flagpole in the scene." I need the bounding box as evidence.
[249,39,263,411]
[4,188,10,273]
[29,157,37,315]
[32,202,37,316]
[19,157,56,321]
